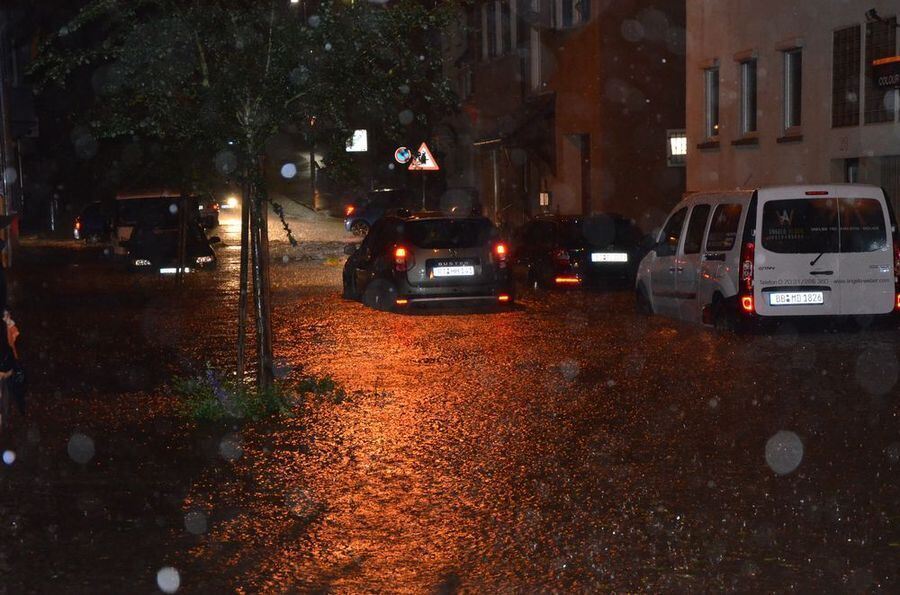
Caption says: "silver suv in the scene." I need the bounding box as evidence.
[342,212,514,310]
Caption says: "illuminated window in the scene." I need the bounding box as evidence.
[346,129,368,152]
[667,129,686,167]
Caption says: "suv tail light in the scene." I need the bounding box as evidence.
[740,241,755,313]
[74,218,82,231]
[394,246,414,272]
[494,243,508,268]
[345,205,355,217]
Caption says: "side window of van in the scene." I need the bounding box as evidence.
[657,207,687,257]
[683,205,711,254]
[706,204,743,251]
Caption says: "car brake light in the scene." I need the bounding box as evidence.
[345,205,355,217]
[498,294,510,302]
[395,298,409,305]
[75,219,81,231]
[494,243,508,268]
[212,203,220,211]
[394,246,413,272]
[555,276,581,284]
[805,190,829,196]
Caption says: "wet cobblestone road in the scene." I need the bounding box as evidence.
[2,213,899,592]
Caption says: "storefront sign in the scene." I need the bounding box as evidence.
[873,56,900,89]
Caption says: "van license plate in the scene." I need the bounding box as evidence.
[433,266,475,277]
[591,252,628,263]
[768,291,824,306]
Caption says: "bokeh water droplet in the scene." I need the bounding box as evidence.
[765,431,803,475]
[68,433,95,464]
[156,566,180,593]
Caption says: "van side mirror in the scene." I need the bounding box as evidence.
[343,244,358,256]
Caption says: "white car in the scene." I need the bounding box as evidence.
[635,184,899,330]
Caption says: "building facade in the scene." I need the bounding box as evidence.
[444,0,686,232]
[687,1,900,212]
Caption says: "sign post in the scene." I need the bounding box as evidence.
[408,142,440,210]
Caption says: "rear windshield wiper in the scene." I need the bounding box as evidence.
[809,252,826,266]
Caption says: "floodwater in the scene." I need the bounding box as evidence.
[1,211,898,592]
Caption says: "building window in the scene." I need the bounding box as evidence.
[529,0,542,89]
[704,67,720,138]
[740,59,758,134]
[482,3,497,59]
[832,25,861,127]
[865,16,898,124]
[554,0,589,29]
[783,49,802,130]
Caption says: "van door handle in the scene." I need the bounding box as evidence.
[676,267,684,272]
[704,252,725,262]
[809,270,834,275]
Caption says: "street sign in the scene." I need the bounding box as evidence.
[394,146,412,164]
[408,142,440,171]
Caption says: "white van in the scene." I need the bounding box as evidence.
[635,185,899,329]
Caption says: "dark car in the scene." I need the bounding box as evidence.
[342,211,513,310]
[125,222,219,274]
[73,201,109,242]
[343,188,415,237]
[512,214,645,288]
[197,194,220,228]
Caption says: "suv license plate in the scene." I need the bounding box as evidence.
[433,266,475,277]
[591,252,628,263]
[769,291,824,306]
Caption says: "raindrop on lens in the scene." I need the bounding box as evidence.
[169,203,178,215]
[68,433,95,464]
[214,150,237,175]
[765,431,803,475]
[184,510,208,535]
[156,567,181,593]
[398,110,415,125]
[280,163,297,179]
[219,434,243,461]
[2,450,15,465]
[307,15,321,27]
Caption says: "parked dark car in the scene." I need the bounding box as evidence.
[124,222,219,274]
[342,211,513,310]
[197,194,220,228]
[343,188,415,237]
[512,214,645,287]
[73,201,109,242]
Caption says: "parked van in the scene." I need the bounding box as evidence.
[635,185,899,329]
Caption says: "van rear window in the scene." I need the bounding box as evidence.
[761,197,886,254]
[761,198,839,254]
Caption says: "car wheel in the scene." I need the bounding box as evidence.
[362,279,397,311]
[350,221,370,237]
[712,298,738,333]
[635,284,653,315]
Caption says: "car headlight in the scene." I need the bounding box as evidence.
[133,259,152,267]
[226,196,239,208]
[195,256,214,265]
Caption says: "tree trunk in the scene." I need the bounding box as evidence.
[236,179,252,383]
[250,173,274,390]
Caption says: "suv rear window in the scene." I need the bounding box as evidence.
[405,219,496,249]
[761,197,887,254]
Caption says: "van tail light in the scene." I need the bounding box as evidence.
[394,246,413,272]
[494,243,508,268]
[740,241,755,314]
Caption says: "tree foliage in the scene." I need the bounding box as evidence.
[32,0,457,181]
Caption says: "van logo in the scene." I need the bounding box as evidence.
[777,209,794,226]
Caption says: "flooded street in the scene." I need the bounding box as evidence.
[2,213,899,592]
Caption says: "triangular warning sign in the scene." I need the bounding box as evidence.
[408,142,440,171]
